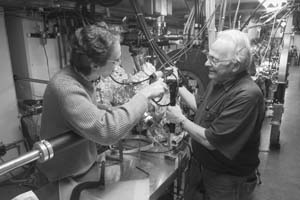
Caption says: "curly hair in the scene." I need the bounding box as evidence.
[217,29,252,72]
[70,22,120,76]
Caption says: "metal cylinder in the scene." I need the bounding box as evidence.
[0,131,84,177]
[50,131,84,153]
[0,150,40,176]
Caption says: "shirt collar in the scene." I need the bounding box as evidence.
[216,70,249,92]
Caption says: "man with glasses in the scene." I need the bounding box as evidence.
[37,23,167,196]
[166,29,265,200]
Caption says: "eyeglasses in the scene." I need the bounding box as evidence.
[205,54,233,65]
[205,47,246,65]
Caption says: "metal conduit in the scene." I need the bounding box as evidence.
[0,131,84,176]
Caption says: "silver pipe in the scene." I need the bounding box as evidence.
[0,150,40,176]
[0,131,82,177]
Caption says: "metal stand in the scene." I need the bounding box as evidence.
[270,104,284,149]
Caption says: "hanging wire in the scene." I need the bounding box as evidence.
[109,74,151,86]
[129,0,172,66]
[129,0,219,72]
[158,5,219,70]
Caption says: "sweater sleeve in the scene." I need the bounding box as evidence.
[53,81,148,145]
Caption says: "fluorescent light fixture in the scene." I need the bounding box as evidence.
[259,0,287,11]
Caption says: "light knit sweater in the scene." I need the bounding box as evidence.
[37,66,148,181]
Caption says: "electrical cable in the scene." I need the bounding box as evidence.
[151,98,170,107]
[158,6,218,70]
[151,95,164,104]
[240,0,267,31]
[129,0,173,67]
[170,4,218,58]
[151,72,178,107]
[109,74,151,86]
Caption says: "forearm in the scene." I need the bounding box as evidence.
[65,93,148,145]
[181,117,215,150]
[178,87,197,112]
[94,93,148,143]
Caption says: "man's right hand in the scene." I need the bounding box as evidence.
[178,86,197,112]
[139,79,168,99]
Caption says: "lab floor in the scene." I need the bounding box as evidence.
[1,66,300,200]
[252,64,300,200]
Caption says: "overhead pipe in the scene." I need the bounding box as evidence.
[205,0,216,48]
[228,0,232,28]
[240,0,267,31]
[218,0,224,31]
[233,0,241,29]
[218,0,227,31]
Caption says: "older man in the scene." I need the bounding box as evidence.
[166,29,265,200]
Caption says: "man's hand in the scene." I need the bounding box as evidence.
[166,105,186,124]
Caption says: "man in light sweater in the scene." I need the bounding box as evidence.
[37,23,167,185]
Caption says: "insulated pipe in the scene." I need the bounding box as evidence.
[240,0,267,31]
[0,131,84,176]
[205,0,216,48]
[233,0,241,29]
[219,0,227,31]
[0,150,41,176]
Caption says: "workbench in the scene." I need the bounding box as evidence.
[105,146,189,200]
[33,142,190,200]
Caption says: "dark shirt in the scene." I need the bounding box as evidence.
[193,71,265,176]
